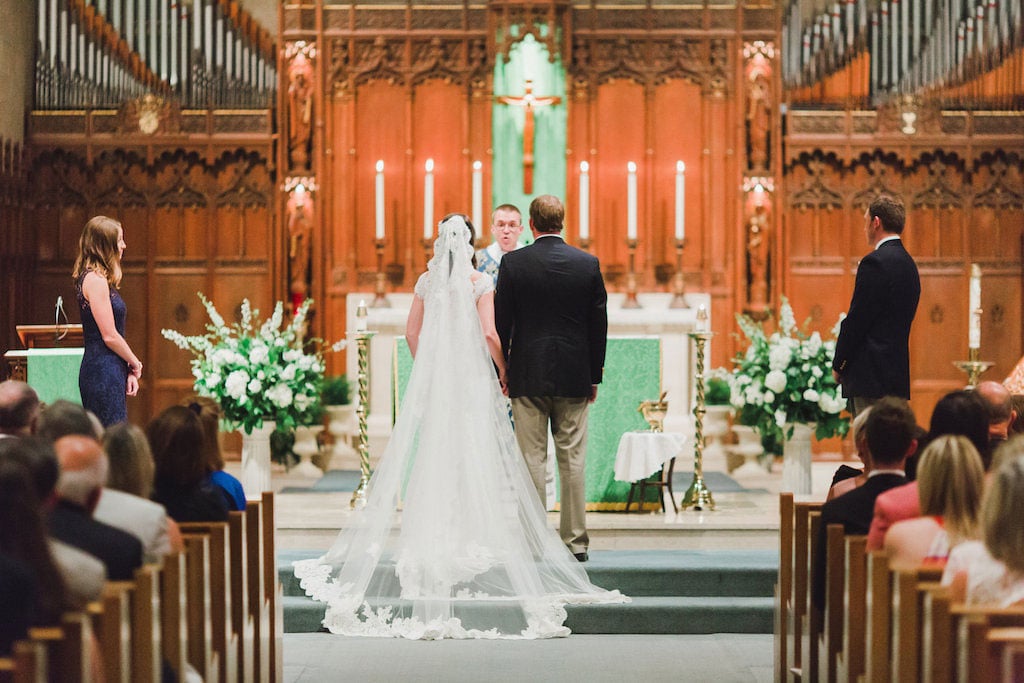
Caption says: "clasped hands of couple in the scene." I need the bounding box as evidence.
[495,369,599,404]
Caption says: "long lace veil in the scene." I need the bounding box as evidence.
[294,215,625,640]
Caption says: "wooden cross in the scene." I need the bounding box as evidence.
[497,79,561,194]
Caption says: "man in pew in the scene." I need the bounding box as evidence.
[0,436,106,608]
[50,435,143,581]
[977,381,1017,453]
[0,380,41,438]
[813,397,917,611]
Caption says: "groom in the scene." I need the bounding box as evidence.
[495,194,608,562]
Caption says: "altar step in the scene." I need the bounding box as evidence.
[278,549,778,635]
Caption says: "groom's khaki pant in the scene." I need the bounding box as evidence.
[511,396,590,554]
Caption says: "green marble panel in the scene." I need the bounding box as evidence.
[392,336,661,506]
[26,348,84,406]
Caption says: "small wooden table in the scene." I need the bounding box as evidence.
[614,431,687,513]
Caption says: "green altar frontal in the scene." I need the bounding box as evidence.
[392,336,661,508]
[5,348,84,405]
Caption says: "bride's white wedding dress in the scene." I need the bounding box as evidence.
[293,216,627,640]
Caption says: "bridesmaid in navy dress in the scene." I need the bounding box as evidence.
[73,216,143,427]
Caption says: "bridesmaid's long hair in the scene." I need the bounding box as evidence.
[73,215,123,287]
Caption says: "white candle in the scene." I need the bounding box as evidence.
[356,299,368,332]
[423,159,434,240]
[675,161,686,241]
[374,160,385,240]
[579,161,590,241]
[627,161,637,240]
[696,304,709,333]
[969,263,981,350]
[471,160,483,231]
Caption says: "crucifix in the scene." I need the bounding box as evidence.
[497,79,561,194]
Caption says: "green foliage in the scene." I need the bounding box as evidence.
[322,375,351,406]
[705,374,732,405]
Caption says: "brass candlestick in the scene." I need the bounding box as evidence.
[371,239,390,308]
[954,347,995,389]
[623,238,641,309]
[682,321,715,511]
[350,322,375,510]
[669,238,689,308]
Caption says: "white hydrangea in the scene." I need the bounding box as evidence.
[803,388,820,402]
[811,366,823,378]
[806,331,822,356]
[775,409,787,427]
[769,345,792,371]
[267,384,293,408]
[763,390,775,404]
[765,369,788,393]
[818,393,845,414]
[283,349,302,363]
[225,370,250,400]
[247,378,262,394]
[281,365,297,381]
[249,343,269,365]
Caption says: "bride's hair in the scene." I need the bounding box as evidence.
[440,213,477,269]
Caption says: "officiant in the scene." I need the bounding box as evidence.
[475,204,523,284]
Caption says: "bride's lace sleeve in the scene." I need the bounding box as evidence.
[472,272,494,301]
[414,272,430,299]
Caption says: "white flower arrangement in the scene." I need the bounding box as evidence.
[162,294,344,434]
[728,296,850,445]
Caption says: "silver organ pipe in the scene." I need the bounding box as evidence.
[34,0,277,110]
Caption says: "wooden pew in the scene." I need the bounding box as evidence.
[864,550,893,682]
[987,627,1024,683]
[229,510,255,683]
[90,581,134,683]
[921,584,954,683]
[246,499,271,683]
[951,606,1024,683]
[160,551,189,682]
[178,521,237,683]
[837,535,868,683]
[28,612,92,683]
[131,564,162,683]
[775,492,795,683]
[891,567,943,682]
[819,524,846,683]
[788,501,822,682]
[182,533,218,682]
[800,510,824,682]
[261,491,284,683]
[1,640,47,683]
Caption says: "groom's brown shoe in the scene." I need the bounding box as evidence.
[573,552,589,562]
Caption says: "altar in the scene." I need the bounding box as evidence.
[346,291,711,507]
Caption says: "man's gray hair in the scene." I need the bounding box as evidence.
[56,451,109,506]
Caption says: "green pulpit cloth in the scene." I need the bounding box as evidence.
[25,348,84,405]
[392,336,660,508]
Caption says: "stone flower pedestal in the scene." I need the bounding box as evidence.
[292,425,325,478]
[781,422,816,495]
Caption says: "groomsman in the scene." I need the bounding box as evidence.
[832,194,920,416]
[495,195,607,562]
[475,204,523,284]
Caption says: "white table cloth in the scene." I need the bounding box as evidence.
[613,431,687,483]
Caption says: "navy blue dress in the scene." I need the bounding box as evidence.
[76,271,129,427]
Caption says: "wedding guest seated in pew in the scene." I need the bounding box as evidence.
[867,390,989,550]
[1010,396,1024,436]
[187,396,247,511]
[0,437,106,607]
[147,405,229,523]
[50,435,143,581]
[813,397,917,610]
[35,399,103,442]
[0,380,41,438]
[100,423,185,560]
[883,435,984,571]
[0,457,70,651]
[827,407,872,501]
[943,441,1024,606]
[976,381,1017,454]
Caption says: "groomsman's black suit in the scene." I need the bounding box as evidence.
[495,235,607,399]
[811,472,907,611]
[833,238,920,401]
[495,232,607,556]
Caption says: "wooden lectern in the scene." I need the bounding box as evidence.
[16,324,85,349]
[4,326,86,405]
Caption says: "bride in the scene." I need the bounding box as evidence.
[293,213,626,640]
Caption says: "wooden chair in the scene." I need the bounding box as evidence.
[775,492,795,683]
[788,501,822,682]
[160,551,189,682]
[131,564,162,683]
[90,581,134,683]
[228,510,255,683]
[837,535,868,683]
[178,521,236,683]
[864,550,893,683]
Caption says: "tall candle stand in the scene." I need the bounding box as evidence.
[349,327,375,510]
[954,347,994,389]
[681,328,715,511]
[371,239,390,308]
[623,238,641,309]
[669,239,689,308]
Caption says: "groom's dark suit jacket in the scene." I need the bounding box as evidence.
[494,235,608,399]
[832,238,920,399]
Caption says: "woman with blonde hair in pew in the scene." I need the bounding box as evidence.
[826,407,873,501]
[884,435,984,571]
[943,442,1024,605]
